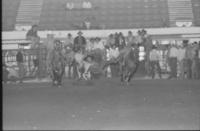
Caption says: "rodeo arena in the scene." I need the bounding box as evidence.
[2,0,200,130]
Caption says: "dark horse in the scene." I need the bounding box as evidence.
[103,45,139,84]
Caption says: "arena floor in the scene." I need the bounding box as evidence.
[3,78,200,130]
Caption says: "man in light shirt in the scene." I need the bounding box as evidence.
[108,45,120,77]
[93,37,104,50]
[185,42,194,79]
[167,44,178,79]
[149,45,162,79]
[108,45,120,59]
[44,33,55,77]
[177,44,186,79]
[86,38,95,52]
[126,31,135,46]
[64,33,73,48]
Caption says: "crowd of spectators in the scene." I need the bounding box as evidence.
[167,40,200,79]
[3,25,200,83]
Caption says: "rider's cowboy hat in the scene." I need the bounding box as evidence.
[54,39,62,45]
[77,30,83,35]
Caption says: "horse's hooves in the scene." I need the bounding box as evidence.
[126,82,130,86]
[76,78,81,81]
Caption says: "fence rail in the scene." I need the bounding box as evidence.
[3,47,47,79]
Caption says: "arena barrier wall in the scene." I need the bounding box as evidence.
[2,27,200,41]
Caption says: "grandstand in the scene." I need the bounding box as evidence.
[2,0,200,31]
[2,0,200,47]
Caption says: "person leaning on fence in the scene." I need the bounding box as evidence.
[26,25,40,48]
[16,48,25,83]
[149,45,162,79]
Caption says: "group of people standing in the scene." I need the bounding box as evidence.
[167,40,200,79]
[4,24,199,84]
[146,40,200,80]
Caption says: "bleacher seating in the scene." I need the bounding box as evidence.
[39,0,170,30]
[15,0,43,28]
[167,0,194,26]
[2,0,21,31]
[191,0,200,26]
[2,0,200,31]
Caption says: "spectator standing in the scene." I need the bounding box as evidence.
[45,32,55,53]
[126,31,135,46]
[191,42,199,79]
[144,36,153,78]
[44,32,55,76]
[73,31,87,53]
[108,45,120,77]
[114,32,120,48]
[3,62,9,83]
[107,34,115,47]
[118,32,126,50]
[94,37,104,50]
[149,45,162,79]
[64,33,73,48]
[167,44,178,79]
[50,40,65,86]
[26,25,40,74]
[63,33,74,79]
[86,38,95,51]
[177,44,186,79]
[198,42,200,79]
[16,48,24,83]
[185,43,193,79]
[135,30,143,45]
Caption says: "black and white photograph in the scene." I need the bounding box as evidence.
[2,0,200,130]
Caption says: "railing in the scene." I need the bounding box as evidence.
[3,47,47,79]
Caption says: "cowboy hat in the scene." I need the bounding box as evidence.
[54,39,62,45]
[77,30,83,35]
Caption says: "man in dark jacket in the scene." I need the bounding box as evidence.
[26,24,40,48]
[16,48,24,83]
[73,31,86,53]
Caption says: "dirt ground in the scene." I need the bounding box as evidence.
[3,78,200,130]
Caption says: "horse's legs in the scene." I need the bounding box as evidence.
[57,74,62,86]
[119,64,124,82]
[76,66,82,80]
[52,70,58,85]
[72,60,78,79]
[68,64,71,78]
[127,62,139,82]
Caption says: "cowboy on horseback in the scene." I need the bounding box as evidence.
[103,41,139,83]
[73,31,87,53]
